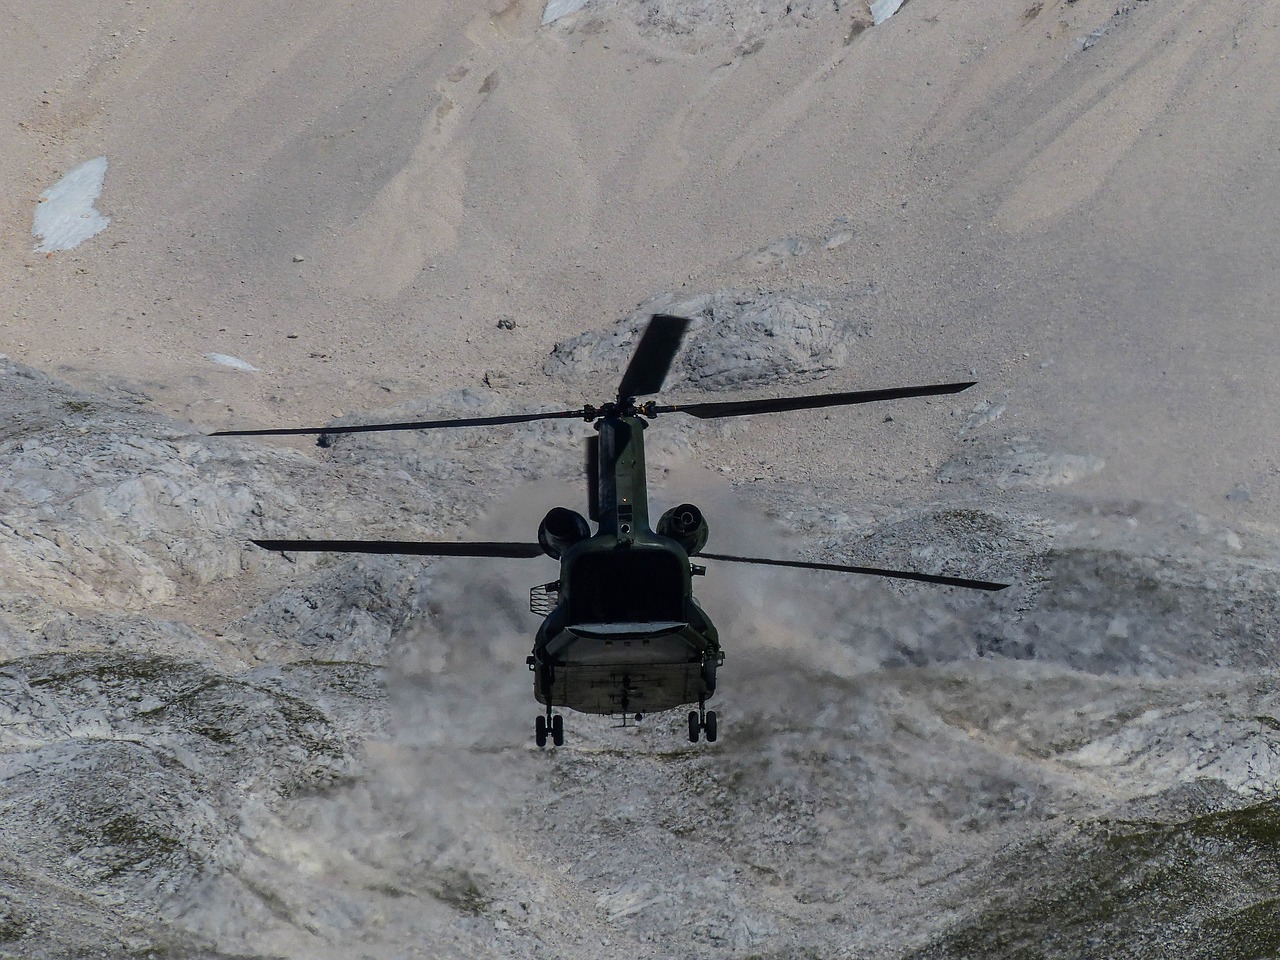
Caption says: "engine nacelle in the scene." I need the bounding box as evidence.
[657,503,709,556]
[538,507,591,559]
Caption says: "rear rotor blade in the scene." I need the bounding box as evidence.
[253,539,544,558]
[616,314,691,402]
[653,381,976,420]
[211,408,585,438]
[700,551,1009,591]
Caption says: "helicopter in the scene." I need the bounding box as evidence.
[212,314,1008,746]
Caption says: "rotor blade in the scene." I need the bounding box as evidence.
[211,408,586,438]
[699,552,1010,591]
[652,381,977,420]
[585,434,600,522]
[253,539,544,558]
[616,314,691,402]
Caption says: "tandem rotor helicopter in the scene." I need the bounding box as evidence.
[213,314,1008,747]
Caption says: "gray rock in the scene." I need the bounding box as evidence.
[544,289,865,393]
[1226,483,1252,502]
[939,436,1105,489]
[604,0,843,43]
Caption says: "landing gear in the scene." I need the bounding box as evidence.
[701,658,718,695]
[536,708,564,748]
[688,700,718,743]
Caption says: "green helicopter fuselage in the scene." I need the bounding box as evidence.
[529,414,721,716]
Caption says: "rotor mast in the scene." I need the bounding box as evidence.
[587,313,690,546]
[595,414,650,545]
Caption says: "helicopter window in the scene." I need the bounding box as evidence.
[568,550,684,623]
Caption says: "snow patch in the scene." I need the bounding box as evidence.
[543,0,591,24]
[870,0,906,25]
[33,157,111,253]
[204,353,259,372]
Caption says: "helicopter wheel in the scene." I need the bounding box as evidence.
[535,714,548,748]
[551,714,564,747]
[688,710,701,743]
[705,711,718,743]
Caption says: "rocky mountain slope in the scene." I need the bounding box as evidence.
[5,335,1280,958]
[4,0,1280,957]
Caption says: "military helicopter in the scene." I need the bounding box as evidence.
[212,314,1008,746]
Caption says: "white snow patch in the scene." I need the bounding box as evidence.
[543,0,591,25]
[870,0,906,25]
[204,353,259,372]
[33,157,111,253]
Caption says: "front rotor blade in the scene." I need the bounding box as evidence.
[211,408,585,438]
[253,539,544,558]
[700,552,1009,591]
[653,381,976,420]
[616,314,691,402]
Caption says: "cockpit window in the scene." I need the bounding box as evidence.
[568,549,684,623]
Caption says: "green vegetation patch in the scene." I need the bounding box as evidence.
[1203,899,1280,960]
[430,869,491,915]
[0,902,29,943]
[71,809,189,882]
[1185,802,1280,849]
[21,652,209,695]
[910,801,1280,960]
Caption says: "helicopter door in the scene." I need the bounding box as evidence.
[567,550,684,624]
